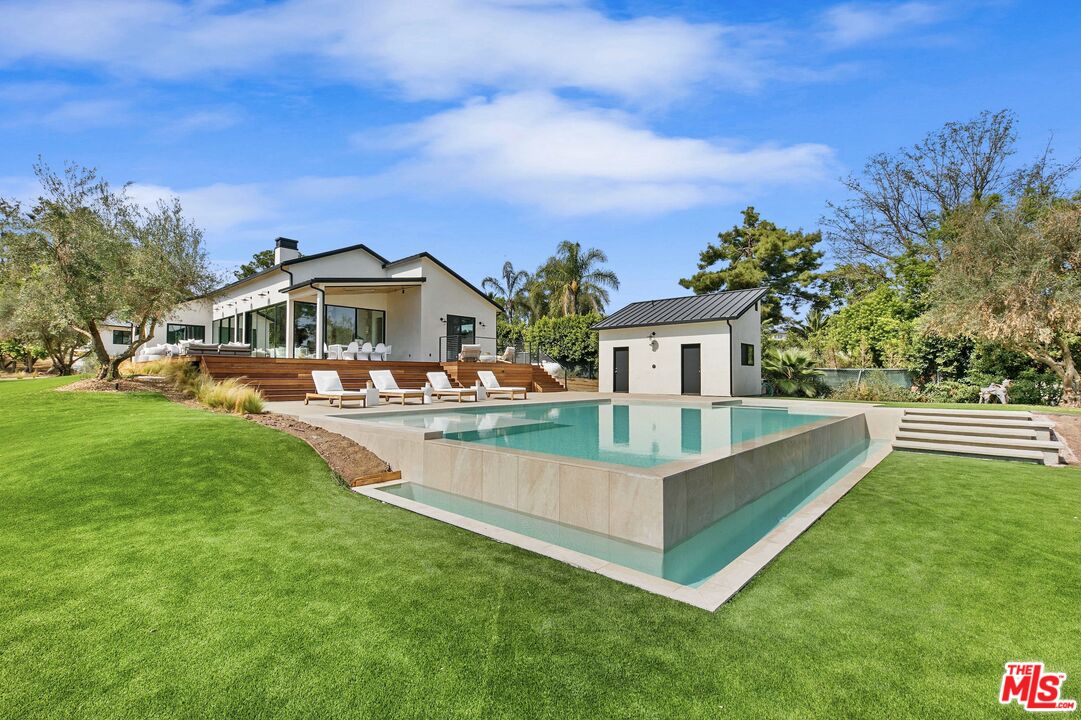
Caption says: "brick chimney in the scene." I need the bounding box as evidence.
[274,237,300,264]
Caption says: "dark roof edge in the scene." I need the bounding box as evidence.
[383,252,501,310]
[210,242,392,295]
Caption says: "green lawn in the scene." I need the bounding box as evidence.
[780,394,1081,415]
[2,378,1079,719]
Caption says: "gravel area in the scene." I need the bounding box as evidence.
[1039,413,1081,466]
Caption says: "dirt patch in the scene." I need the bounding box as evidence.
[59,376,391,482]
[1038,413,1081,466]
[245,412,389,482]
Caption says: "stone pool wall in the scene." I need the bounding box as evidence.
[304,410,870,551]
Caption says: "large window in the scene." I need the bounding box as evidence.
[293,302,386,356]
[211,316,235,344]
[246,303,286,357]
[167,323,205,344]
[112,329,132,345]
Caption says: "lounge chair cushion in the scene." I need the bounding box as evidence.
[426,372,453,390]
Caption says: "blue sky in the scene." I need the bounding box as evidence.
[2,0,1079,308]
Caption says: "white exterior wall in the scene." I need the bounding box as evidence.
[597,305,762,397]
[102,245,496,361]
[728,307,762,396]
[415,258,498,361]
[98,299,212,353]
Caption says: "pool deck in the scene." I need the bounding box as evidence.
[266,393,901,610]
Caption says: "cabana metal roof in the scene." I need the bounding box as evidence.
[593,287,768,330]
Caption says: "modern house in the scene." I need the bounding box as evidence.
[101,238,500,361]
[594,287,765,396]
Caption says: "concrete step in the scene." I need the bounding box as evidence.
[895,430,1062,452]
[900,415,1054,430]
[893,439,1048,464]
[897,421,1040,439]
[903,407,1033,419]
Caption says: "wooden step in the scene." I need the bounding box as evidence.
[892,440,1048,464]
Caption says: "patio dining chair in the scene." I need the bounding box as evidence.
[342,341,359,360]
[358,342,373,361]
[373,342,387,361]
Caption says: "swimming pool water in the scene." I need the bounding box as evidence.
[377,440,880,587]
[343,401,832,468]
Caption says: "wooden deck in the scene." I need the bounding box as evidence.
[196,356,564,401]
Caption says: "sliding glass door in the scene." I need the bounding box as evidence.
[245,302,286,357]
[293,301,386,356]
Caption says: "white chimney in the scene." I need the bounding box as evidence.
[274,237,300,264]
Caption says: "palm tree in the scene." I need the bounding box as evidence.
[537,241,620,315]
[763,348,825,397]
[481,261,531,321]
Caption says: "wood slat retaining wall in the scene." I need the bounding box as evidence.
[195,356,564,401]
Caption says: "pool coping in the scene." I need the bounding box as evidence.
[354,442,894,611]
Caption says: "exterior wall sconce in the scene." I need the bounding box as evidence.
[648,331,658,351]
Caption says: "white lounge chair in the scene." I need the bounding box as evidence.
[458,344,482,362]
[498,346,516,363]
[477,370,528,400]
[426,371,478,402]
[306,370,369,408]
[369,369,426,404]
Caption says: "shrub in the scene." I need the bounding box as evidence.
[763,348,827,397]
[830,370,916,402]
[525,313,601,372]
[918,380,981,403]
[967,369,1062,406]
[130,358,263,413]
[195,377,265,414]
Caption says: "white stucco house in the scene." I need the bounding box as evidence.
[594,287,765,396]
[101,237,499,361]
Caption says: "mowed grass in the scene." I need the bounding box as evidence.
[1,378,1079,719]
[781,395,1081,415]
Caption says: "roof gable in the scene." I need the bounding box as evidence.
[593,287,767,330]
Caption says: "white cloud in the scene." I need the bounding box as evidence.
[361,92,835,214]
[125,181,280,237]
[41,99,131,129]
[0,0,731,102]
[821,2,942,47]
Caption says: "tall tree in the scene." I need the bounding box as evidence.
[234,249,277,280]
[0,161,218,380]
[679,207,830,329]
[824,109,1078,291]
[536,241,619,316]
[925,195,1081,406]
[481,261,531,321]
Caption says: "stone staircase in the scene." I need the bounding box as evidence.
[893,408,1063,466]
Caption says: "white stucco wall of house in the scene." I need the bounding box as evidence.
[415,257,498,361]
[98,244,495,361]
[597,304,762,397]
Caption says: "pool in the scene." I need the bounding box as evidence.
[376,439,880,587]
[337,401,833,468]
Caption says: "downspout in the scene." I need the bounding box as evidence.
[726,319,734,397]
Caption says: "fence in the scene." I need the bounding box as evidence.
[815,368,915,390]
